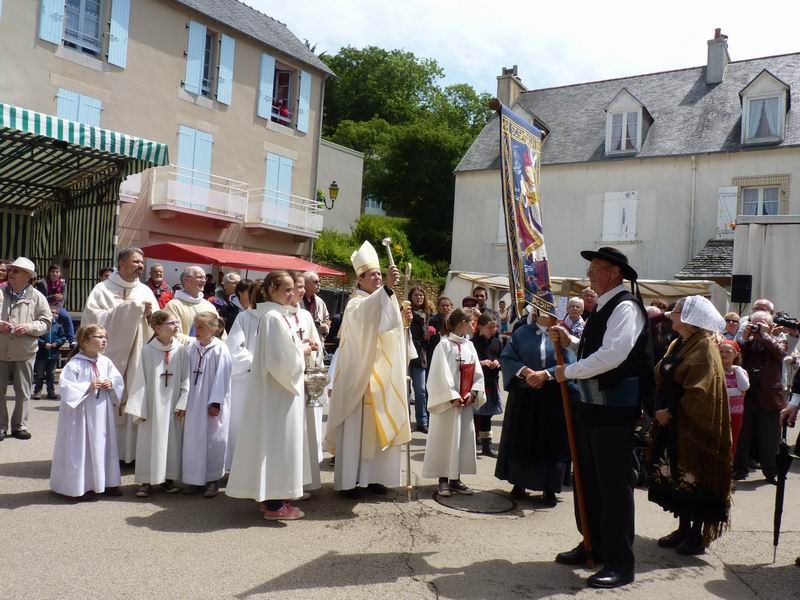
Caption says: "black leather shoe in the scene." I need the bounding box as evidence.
[367,483,388,495]
[12,430,31,440]
[543,492,558,507]
[0,430,5,442]
[416,425,428,434]
[340,487,360,499]
[587,567,634,589]
[676,536,705,556]
[555,544,589,566]
[657,528,689,548]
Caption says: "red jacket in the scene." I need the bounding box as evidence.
[146,279,173,309]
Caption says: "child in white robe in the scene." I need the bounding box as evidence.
[422,309,485,497]
[50,324,124,498]
[226,271,318,521]
[182,311,232,497]
[126,310,190,498]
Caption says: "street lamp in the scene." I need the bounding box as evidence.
[323,180,339,210]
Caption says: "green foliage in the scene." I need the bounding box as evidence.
[312,229,356,268]
[322,45,493,265]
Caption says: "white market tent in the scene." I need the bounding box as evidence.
[445,271,731,317]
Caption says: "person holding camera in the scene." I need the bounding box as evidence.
[733,311,787,483]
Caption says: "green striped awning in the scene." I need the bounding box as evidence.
[0,103,169,211]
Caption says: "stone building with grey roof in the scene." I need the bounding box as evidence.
[0,0,363,269]
[452,30,800,312]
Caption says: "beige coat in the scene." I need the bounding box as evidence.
[0,285,52,361]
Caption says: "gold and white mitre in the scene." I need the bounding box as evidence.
[350,241,380,276]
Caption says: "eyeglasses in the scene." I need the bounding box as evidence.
[164,320,180,326]
[725,319,739,324]
[7,268,24,274]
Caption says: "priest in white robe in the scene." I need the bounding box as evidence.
[182,331,232,494]
[50,346,124,497]
[224,299,266,470]
[226,272,316,520]
[125,337,190,486]
[81,247,157,462]
[422,329,486,485]
[164,266,223,342]
[324,241,413,497]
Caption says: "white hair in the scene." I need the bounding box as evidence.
[303,271,319,282]
[180,266,205,284]
[222,272,240,284]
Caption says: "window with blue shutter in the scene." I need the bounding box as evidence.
[39,0,66,44]
[176,126,213,190]
[296,70,312,133]
[57,89,103,126]
[263,153,293,226]
[108,0,131,68]
[216,34,235,105]
[184,21,206,95]
[56,89,80,121]
[257,53,276,119]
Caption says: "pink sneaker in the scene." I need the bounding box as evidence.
[262,503,305,521]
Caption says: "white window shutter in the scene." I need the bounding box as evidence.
[275,156,294,225]
[39,0,65,44]
[602,193,622,241]
[184,21,206,95]
[176,125,197,185]
[108,0,131,68]
[56,89,80,121]
[257,53,276,119]
[296,70,312,133]
[216,34,235,105]
[717,186,737,236]
[619,191,637,241]
[264,153,281,223]
[77,95,103,127]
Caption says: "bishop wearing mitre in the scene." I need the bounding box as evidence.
[324,241,412,498]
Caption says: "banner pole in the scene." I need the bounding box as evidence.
[553,342,594,568]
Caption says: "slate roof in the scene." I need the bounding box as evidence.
[173,0,334,77]
[675,239,734,279]
[456,53,800,172]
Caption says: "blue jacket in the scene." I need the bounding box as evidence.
[37,321,66,360]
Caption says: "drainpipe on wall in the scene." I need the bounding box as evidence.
[309,78,327,263]
[688,155,697,261]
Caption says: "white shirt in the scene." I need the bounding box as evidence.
[563,283,645,380]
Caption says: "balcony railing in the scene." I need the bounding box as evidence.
[147,164,248,222]
[244,188,323,237]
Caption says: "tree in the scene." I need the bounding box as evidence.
[322,46,443,135]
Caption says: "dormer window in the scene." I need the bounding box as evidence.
[610,111,638,152]
[604,88,652,156]
[740,70,790,145]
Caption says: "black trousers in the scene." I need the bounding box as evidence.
[572,404,636,572]
[734,404,780,478]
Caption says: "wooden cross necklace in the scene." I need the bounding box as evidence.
[160,343,173,387]
[193,343,214,385]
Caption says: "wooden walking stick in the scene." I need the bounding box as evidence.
[553,339,594,568]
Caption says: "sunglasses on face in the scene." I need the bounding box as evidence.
[725,319,739,324]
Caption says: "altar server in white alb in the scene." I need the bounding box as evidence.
[126,310,190,498]
[226,272,318,521]
[290,271,325,492]
[224,280,264,470]
[181,312,232,498]
[423,308,485,497]
[50,325,124,498]
[324,241,413,498]
[81,247,157,463]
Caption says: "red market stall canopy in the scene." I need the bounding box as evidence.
[142,243,345,278]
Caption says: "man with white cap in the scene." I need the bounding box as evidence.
[324,241,413,498]
[0,257,52,441]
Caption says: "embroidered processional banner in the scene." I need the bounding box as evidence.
[498,103,556,317]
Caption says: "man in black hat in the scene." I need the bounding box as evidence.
[549,246,653,589]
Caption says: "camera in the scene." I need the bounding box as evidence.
[774,313,799,330]
[747,323,762,333]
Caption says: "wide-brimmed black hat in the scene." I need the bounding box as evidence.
[580,246,638,281]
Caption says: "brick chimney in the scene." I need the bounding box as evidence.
[496,65,527,107]
[706,28,730,85]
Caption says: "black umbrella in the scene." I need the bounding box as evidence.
[773,426,793,563]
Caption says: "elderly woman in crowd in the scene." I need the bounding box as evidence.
[647,296,731,556]
[722,312,740,341]
[560,297,584,338]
